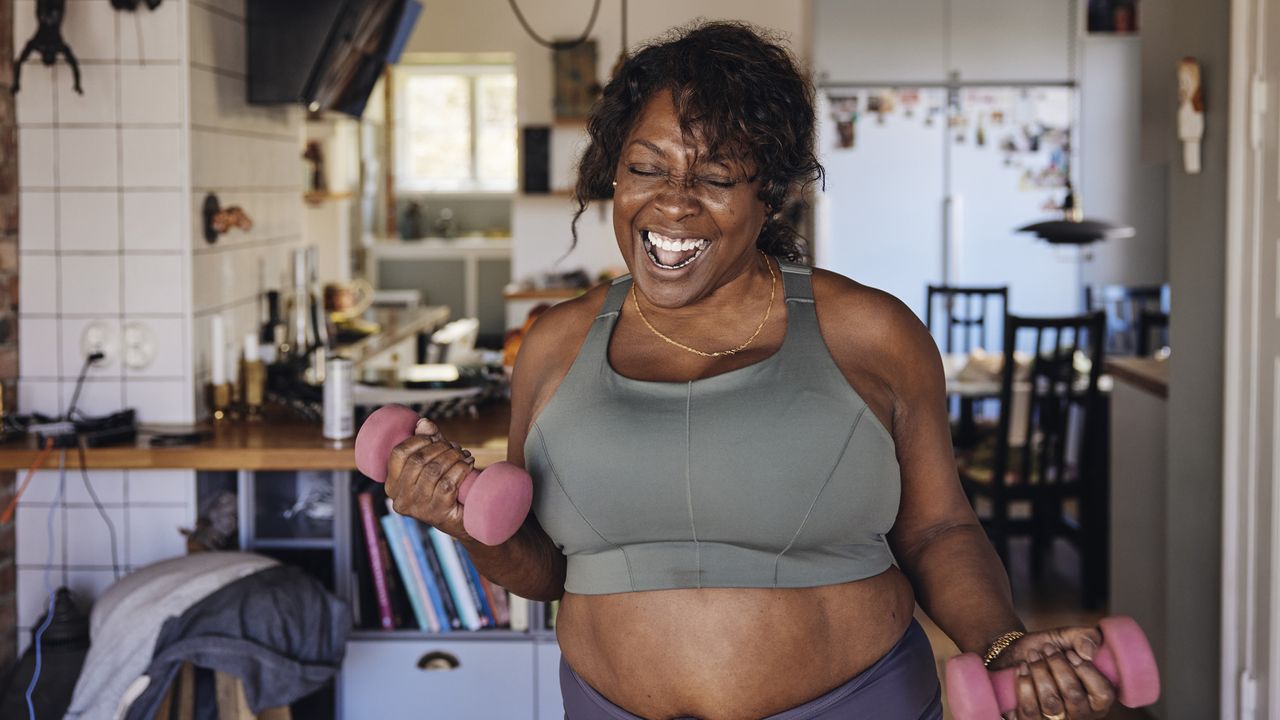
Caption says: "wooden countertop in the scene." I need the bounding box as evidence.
[0,404,512,472]
[1105,357,1169,399]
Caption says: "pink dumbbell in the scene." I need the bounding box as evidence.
[354,404,533,546]
[946,616,1160,720]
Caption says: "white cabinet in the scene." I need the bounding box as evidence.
[813,0,1075,84]
[342,639,537,719]
[535,641,564,720]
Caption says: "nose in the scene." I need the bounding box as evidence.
[651,183,702,222]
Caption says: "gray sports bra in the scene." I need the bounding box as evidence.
[525,261,900,594]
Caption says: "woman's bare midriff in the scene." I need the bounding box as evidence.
[555,566,917,720]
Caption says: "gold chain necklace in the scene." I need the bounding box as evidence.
[630,252,777,358]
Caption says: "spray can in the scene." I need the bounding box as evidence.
[323,357,354,440]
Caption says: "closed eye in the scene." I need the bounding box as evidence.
[627,165,661,177]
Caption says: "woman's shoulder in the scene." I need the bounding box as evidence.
[808,267,944,418]
[509,281,613,410]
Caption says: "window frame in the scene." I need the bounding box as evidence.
[393,62,518,194]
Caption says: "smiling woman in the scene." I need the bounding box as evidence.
[381,20,1122,720]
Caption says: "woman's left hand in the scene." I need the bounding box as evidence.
[989,627,1116,720]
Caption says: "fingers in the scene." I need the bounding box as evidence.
[430,450,476,507]
[1014,662,1040,720]
[1043,645,1090,719]
[1065,649,1116,715]
[1025,649,1067,719]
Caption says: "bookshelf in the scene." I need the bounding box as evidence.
[234,469,564,719]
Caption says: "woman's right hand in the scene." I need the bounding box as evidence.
[383,418,475,540]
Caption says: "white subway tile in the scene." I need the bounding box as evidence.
[17,471,66,505]
[18,317,59,377]
[14,57,53,124]
[123,191,183,250]
[18,192,55,252]
[62,0,118,61]
[60,378,125,418]
[60,192,120,251]
[120,64,182,125]
[129,470,193,505]
[56,64,118,124]
[119,0,182,62]
[63,470,126,505]
[124,379,193,424]
[122,317,186,378]
[127,505,193,567]
[18,127,54,187]
[58,128,118,187]
[17,380,61,417]
[65,569,120,608]
[60,255,121,315]
[65,506,128,566]
[190,3,245,75]
[122,127,182,187]
[17,256,57,315]
[59,316,121,378]
[123,255,182,315]
[16,504,62,566]
[17,569,59,628]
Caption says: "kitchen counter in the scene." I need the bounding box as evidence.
[0,404,513,472]
[1104,356,1169,398]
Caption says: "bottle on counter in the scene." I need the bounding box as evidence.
[323,357,354,440]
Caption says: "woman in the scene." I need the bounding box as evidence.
[385,22,1116,720]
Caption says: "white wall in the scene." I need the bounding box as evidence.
[403,0,811,284]
[13,0,196,654]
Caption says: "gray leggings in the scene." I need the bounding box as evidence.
[560,618,943,719]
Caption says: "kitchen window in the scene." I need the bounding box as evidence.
[395,63,517,193]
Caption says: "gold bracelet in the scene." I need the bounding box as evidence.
[982,630,1026,668]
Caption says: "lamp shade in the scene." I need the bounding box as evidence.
[1016,218,1136,245]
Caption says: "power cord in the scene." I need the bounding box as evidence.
[76,439,121,581]
[25,450,66,720]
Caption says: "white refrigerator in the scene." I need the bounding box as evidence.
[815,85,1082,345]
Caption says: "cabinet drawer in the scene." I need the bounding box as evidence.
[342,639,535,719]
[535,642,563,720]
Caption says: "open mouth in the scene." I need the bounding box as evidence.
[642,230,710,270]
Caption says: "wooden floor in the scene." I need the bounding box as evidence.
[920,537,1152,719]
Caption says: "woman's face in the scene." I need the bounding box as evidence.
[612,91,767,309]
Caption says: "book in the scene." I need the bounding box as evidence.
[375,520,409,629]
[380,511,438,632]
[454,539,494,627]
[508,594,529,632]
[356,493,395,629]
[482,576,511,627]
[401,516,452,634]
[427,526,483,630]
[419,531,461,629]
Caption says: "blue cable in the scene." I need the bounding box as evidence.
[25,451,65,720]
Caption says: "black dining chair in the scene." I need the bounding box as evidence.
[957,310,1108,608]
[925,285,1009,353]
[1136,309,1170,356]
[1084,284,1166,356]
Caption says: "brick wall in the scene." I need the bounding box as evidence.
[0,0,20,670]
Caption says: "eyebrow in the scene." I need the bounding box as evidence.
[627,139,666,156]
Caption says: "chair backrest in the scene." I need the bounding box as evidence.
[991,311,1106,493]
[1136,309,1170,356]
[925,285,1009,353]
[1084,284,1166,356]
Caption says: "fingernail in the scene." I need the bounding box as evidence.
[1027,650,1042,663]
[1080,638,1096,661]
[1066,650,1083,666]
[1043,644,1060,657]
[415,418,430,433]
[1017,663,1029,677]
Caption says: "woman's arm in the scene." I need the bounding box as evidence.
[384,298,596,602]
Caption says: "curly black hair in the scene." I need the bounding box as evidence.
[571,21,824,262]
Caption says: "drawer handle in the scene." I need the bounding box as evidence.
[417,651,461,671]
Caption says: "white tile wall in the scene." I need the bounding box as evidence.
[17,192,55,251]
[123,191,184,250]
[123,255,183,315]
[120,65,183,125]
[18,318,59,378]
[17,127,54,187]
[58,128,119,187]
[59,255,121,315]
[118,1,184,62]
[56,65,118,125]
[17,256,57,315]
[59,192,120,251]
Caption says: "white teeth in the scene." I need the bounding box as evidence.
[645,231,707,252]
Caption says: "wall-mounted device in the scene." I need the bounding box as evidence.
[247,0,422,118]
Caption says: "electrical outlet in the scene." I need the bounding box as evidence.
[123,322,157,370]
[79,321,117,368]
